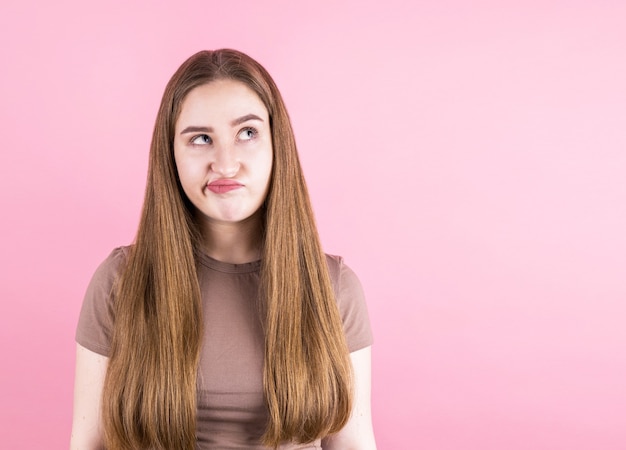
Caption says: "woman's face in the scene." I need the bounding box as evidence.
[174,79,273,228]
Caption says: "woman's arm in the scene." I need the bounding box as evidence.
[322,346,377,450]
[70,343,108,450]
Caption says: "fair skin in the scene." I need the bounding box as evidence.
[322,347,377,450]
[70,344,107,449]
[174,79,273,263]
[71,79,376,449]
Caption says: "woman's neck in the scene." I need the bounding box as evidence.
[197,211,263,264]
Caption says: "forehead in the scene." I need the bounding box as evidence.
[176,79,269,127]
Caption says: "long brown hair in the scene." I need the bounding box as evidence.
[102,49,353,449]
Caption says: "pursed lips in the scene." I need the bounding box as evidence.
[207,179,244,194]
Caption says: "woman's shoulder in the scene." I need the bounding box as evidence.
[324,253,363,298]
[324,253,343,270]
[76,246,132,357]
[109,245,131,262]
[324,253,373,352]
[82,246,132,300]
[324,253,344,287]
[324,252,360,278]
[91,246,131,282]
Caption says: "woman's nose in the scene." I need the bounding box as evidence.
[210,145,240,177]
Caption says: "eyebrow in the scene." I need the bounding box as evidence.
[180,125,212,134]
[231,113,263,127]
[180,114,264,135]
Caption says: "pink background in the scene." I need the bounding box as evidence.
[1,1,625,448]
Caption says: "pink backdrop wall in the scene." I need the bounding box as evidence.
[1,1,625,448]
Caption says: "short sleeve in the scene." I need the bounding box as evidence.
[326,255,374,353]
[75,247,128,357]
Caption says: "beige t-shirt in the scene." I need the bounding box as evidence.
[76,247,373,449]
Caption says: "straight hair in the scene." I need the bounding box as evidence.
[101,49,353,449]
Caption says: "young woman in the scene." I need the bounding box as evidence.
[71,49,376,450]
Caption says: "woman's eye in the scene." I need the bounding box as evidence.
[238,127,257,141]
[191,134,211,145]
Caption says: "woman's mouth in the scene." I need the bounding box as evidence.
[207,180,243,194]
